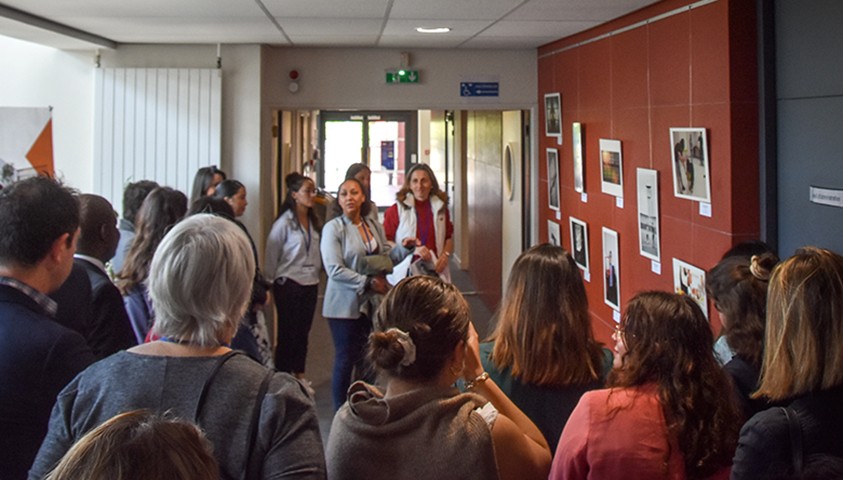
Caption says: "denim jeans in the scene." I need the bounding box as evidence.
[327,316,373,411]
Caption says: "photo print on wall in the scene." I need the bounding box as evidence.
[600,139,623,198]
[572,122,584,193]
[672,258,708,318]
[602,227,620,311]
[569,216,589,271]
[547,148,560,211]
[547,220,561,247]
[544,93,562,139]
[636,168,661,262]
[670,128,711,203]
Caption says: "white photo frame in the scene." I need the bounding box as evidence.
[569,216,589,271]
[546,148,560,211]
[544,93,562,138]
[547,220,561,246]
[636,168,661,261]
[600,139,623,198]
[670,128,711,202]
[672,258,708,318]
[572,122,584,193]
[602,227,620,311]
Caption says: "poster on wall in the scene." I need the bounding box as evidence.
[672,258,708,318]
[547,148,560,211]
[547,220,561,246]
[0,107,54,186]
[572,122,584,193]
[600,139,623,198]
[670,128,711,203]
[569,216,589,271]
[602,227,621,311]
[544,93,562,139]
[636,168,661,261]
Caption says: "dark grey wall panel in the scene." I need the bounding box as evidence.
[776,0,843,99]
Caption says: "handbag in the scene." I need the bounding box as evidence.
[194,351,274,480]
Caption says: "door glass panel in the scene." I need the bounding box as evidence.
[368,120,405,208]
[324,120,362,191]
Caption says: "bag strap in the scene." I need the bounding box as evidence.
[782,406,804,475]
[193,350,239,422]
[244,370,274,480]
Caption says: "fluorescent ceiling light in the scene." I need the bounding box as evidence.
[416,27,450,34]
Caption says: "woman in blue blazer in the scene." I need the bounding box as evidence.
[320,177,414,410]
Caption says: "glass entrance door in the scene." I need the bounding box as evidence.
[319,111,416,209]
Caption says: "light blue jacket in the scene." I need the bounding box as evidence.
[320,215,411,319]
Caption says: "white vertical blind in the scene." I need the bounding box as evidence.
[94,68,221,213]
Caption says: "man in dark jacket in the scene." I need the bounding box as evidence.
[0,177,94,480]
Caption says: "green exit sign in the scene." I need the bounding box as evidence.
[386,70,420,84]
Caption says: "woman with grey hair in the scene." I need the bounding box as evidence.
[30,214,326,480]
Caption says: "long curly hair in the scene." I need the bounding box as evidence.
[609,291,741,479]
[117,187,187,294]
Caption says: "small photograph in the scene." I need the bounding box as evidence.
[572,122,584,193]
[544,93,562,138]
[547,220,561,247]
[600,139,623,198]
[602,227,620,311]
[672,258,708,318]
[569,216,589,271]
[670,128,711,202]
[636,168,660,261]
[546,148,560,211]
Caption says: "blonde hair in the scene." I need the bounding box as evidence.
[756,247,843,400]
[490,244,604,386]
[45,410,218,480]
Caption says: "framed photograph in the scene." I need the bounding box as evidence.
[544,93,562,138]
[569,216,589,271]
[572,122,584,193]
[547,220,561,246]
[546,148,560,211]
[672,258,708,318]
[636,168,661,261]
[600,139,623,197]
[602,227,620,311]
[670,128,711,202]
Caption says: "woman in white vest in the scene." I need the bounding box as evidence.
[383,163,454,284]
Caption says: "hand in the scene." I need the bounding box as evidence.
[401,237,418,249]
[435,253,449,273]
[416,245,432,262]
[368,275,390,294]
[461,322,485,381]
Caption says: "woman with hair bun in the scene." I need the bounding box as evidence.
[731,247,843,479]
[706,252,779,417]
[551,291,741,480]
[326,275,551,480]
[265,173,321,378]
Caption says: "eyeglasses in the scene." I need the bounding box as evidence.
[300,188,317,195]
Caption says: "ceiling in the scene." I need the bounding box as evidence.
[0,0,658,51]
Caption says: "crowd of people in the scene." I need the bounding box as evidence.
[0,164,841,480]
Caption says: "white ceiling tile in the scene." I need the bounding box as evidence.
[483,20,600,37]
[263,0,389,18]
[278,18,383,36]
[390,0,521,20]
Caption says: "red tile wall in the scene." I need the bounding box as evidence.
[537,0,759,345]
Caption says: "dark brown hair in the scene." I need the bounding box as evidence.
[490,244,605,386]
[279,172,321,233]
[609,291,741,479]
[706,252,779,369]
[117,187,187,294]
[370,276,470,381]
[328,178,371,220]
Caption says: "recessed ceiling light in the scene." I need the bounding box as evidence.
[416,27,451,34]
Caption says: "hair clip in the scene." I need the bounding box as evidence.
[386,327,416,366]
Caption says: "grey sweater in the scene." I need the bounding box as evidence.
[326,381,499,480]
[29,351,326,480]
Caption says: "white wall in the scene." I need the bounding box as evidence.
[262,47,537,110]
[0,36,95,191]
[0,40,264,236]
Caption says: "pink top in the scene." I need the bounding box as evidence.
[550,384,729,480]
